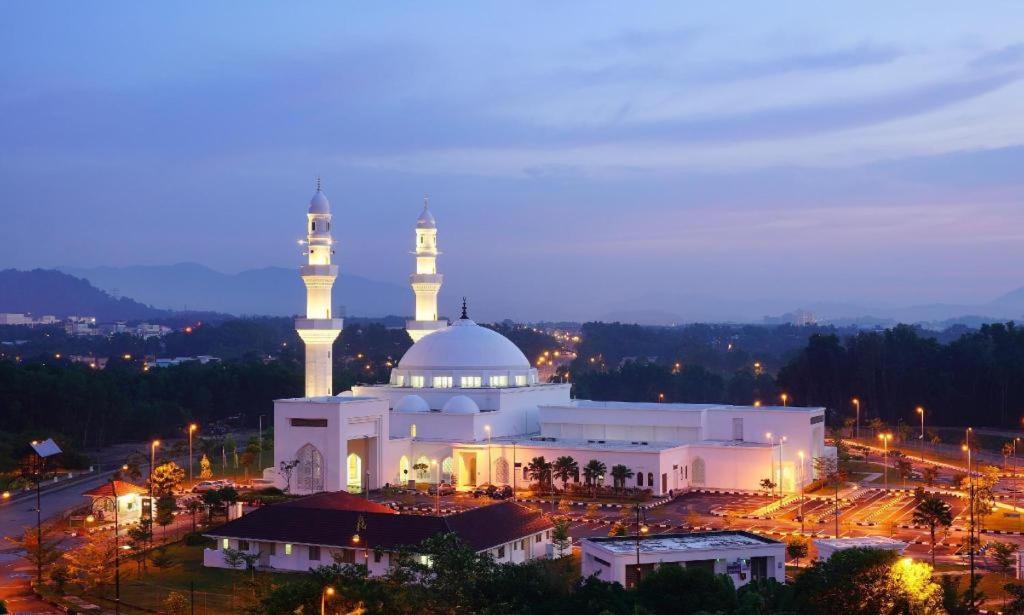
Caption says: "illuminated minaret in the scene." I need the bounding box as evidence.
[406,195,447,341]
[296,179,343,396]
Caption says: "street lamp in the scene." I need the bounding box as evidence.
[320,586,335,615]
[431,459,439,515]
[852,398,861,439]
[111,479,121,614]
[258,414,266,474]
[963,436,976,604]
[634,503,649,586]
[778,436,787,500]
[484,425,492,485]
[780,393,788,407]
[915,407,925,443]
[188,423,198,485]
[766,432,775,497]
[878,433,892,491]
[150,440,160,499]
[797,451,805,534]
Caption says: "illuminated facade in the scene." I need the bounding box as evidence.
[406,197,447,342]
[295,181,343,397]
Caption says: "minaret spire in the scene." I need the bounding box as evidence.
[460,297,468,320]
[295,183,343,396]
[406,194,446,342]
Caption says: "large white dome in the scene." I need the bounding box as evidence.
[398,318,529,371]
[442,395,480,414]
[395,395,430,413]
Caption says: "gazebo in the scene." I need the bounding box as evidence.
[83,480,148,524]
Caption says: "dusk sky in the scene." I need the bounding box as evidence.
[3,2,1024,321]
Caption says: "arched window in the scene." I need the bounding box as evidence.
[347,453,362,492]
[647,472,654,487]
[311,221,316,232]
[415,456,431,479]
[410,424,417,438]
[399,455,410,483]
[296,444,325,492]
[495,457,510,484]
[692,457,706,485]
[637,473,643,487]
[442,457,454,482]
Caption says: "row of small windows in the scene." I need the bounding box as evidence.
[395,374,527,388]
[311,220,331,232]
[227,540,383,563]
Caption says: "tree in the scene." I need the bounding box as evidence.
[199,454,213,480]
[609,464,634,490]
[759,477,777,498]
[64,531,117,591]
[163,591,189,615]
[895,458,914,489]
[185,498,204,532]
[49,562,71,593]
[794,548,940,614]
[990,540,1019,575]
[921,465,939,487]
[1005,582,1024,615]
[526,456,553,492]
[150,545,175,570]
[552,456,578,491]
[815,455,848,537]
[127,518,153,573]
[912,495,952,566]
[412,462,429,481]
[952,472,968,490]
[787,537,809,568]
[155,493,177,537]
[278,458,299,493]
[150,461,185,496]
[582,459,606,496]
[635,564,738,614]
[551,518,571,558]
[3,523,62,577]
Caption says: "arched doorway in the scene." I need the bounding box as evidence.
[296,444,325,492]
[415,456,431,480]
[398,455,411,485]
[692,457,706,486]
[442,457,454,483]
[347,453,362,493]
[495,457,510,484]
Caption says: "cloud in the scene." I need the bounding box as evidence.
[970,43,1024,68]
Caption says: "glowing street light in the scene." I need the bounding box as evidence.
[852,398,861,439]
[878,433,893,491]
[149,440,160,499]
[188,423,198,485]
[780,393,789,407]
[320,586,335,615]
[916,406,925,442]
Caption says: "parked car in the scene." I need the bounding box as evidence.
[428,482,455,496]
[191,481,222,493]
[490,485,513,500]
[472,484,497,498]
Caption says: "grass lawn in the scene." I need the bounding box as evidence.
[198,442,276,484]
[89,540,295,614]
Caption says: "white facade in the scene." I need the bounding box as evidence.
[406,197,447,341]
[581,532,785,588]
[814,536,908,560]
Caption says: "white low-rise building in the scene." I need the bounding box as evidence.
[581,531,786,588]
[814,536,908,560]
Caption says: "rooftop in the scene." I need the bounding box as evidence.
[476,436,769,451]
[815,536,908,549]
[83,480,148,498]
[207,496,552,552]
[548,400,824,413]
[586,531,780,555]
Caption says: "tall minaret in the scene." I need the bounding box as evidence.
[406,196,447,341]
[296,179,343,397]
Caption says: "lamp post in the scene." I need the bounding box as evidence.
[258,414,266,474]
[150,440,160,500]
[852,398,861,439]
[916,406,925,447]
[485,425,492,485]
[779,436,787,500]
[878,433,892,491]
[320,586,335,615]
[797,451,805,534]
[766,432,775,497]
[431,459,439,515]
[111,479,121,614]
[965,427,976,603]
[188,424,198,486]
[633,503,649,587]
[780,393,788,407]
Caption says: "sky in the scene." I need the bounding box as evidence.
[2,2,1024,321]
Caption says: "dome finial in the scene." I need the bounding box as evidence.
[315,176,322,192]
[460,297,468,320]
[423,193,429,209]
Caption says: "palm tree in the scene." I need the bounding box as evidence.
[913,495,953,566]
[583,459,607,497]
[610,464,634,491]
[552,456,579,491]
[527,456,553,492]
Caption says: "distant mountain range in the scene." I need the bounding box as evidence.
[60,263,410,318]
[0,269,174,320]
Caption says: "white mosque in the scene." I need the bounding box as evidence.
[270,185,831,497]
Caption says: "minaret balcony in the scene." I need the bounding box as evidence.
[295,317,344,332]
[409,273,443,286]
[301,264,338,278]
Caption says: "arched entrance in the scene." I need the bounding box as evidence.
[347,453,362,493]
[495,457,510,484]
[692,457,706,486]
[398,455,411,485]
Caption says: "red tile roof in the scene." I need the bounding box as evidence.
[83,481,148,498]
[206,497,552,552]
[278,491,396,514]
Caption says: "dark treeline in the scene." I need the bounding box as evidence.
[571,361,778,406]
[777,322,1024,429]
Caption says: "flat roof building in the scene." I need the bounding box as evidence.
[581,531,785,588]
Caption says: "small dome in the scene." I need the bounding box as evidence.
[309,189,330,215]
[395,394,430,413]
[442,395,479,414]
[398,318,530,371]
[417,204,436,229]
